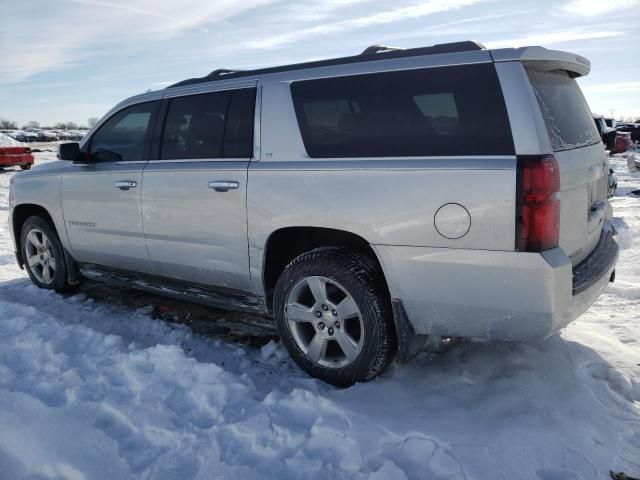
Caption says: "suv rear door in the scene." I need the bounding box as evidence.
[140,86,256,292]
[61,101,159,273]
[525,67,608,265]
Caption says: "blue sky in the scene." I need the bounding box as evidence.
[1,0,639,127]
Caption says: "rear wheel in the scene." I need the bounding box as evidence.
[20,216,72,292]
[20,164,32,170]
[274,249,396,387]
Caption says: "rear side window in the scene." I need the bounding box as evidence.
[291,64,514,158]
[90,102,157,162]
[526,69,600,152]
[161,88,255,160]
[223,88,257,157]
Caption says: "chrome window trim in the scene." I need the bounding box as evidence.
[248,156,516,170]
[144,158,250,164]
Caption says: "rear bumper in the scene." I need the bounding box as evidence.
[374,223,618,341]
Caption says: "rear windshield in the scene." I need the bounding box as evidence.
[291,64,514,158]
[526,68,600,152]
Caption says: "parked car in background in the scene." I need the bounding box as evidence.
[11,131,38,142]
[68,130,86,141]
[594,115,616,151]
[612,131,633,154]
[617,122,640,143]
[0,133,34,170]
[9,42,618,386]
[53,131,72,141]
[36,131,58,142]
[604,117,616,129]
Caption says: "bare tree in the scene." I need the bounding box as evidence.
[0,118,18,129]
[65,121,78,130]
[87,117,99,128]
[24,120,40,129]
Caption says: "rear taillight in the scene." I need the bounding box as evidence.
[516,155,560,252]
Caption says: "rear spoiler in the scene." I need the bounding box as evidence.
[490,46,590,77]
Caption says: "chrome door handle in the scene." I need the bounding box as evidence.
[208,180,239,192]
[114,180,137,190]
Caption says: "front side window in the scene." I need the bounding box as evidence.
[90,102,157,162]
[291,64,514,158]
[161,88,256,160]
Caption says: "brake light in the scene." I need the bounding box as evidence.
[516,155,560,252]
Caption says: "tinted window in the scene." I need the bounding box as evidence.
[161,88,255,160]
[90,102,156,162]
[291,64,514,157]
[223,88,256,157]
[527,69,601,151]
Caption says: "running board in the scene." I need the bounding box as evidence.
[78,264,268,315]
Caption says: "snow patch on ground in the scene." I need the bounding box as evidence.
[0,153,638,479]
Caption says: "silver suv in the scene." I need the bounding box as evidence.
[9,42,618,386]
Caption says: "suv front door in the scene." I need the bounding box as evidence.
[141,86,256,292]
[61,101,159,273]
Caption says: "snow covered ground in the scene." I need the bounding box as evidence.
[0,133,24,148]
[0,151,638,480]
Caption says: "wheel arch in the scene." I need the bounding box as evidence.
[12,203,56,267]
[262,227,384,306]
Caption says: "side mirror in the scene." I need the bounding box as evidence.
[58,142,80,161]
[58,142,96,164]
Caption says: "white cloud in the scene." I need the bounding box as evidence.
[485,30,624,49]
[561,0,639,16]
[248,0,487,49]
[0,0,274,82]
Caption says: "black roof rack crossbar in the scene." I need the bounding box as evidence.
[206,68,245,78]
[360,45,404,55]
[168,41,485,88]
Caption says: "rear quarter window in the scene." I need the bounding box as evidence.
[526,68,601,152]
[291,64,514,158]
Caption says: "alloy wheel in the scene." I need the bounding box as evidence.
[285,275,364,368]
[24,228,56,285]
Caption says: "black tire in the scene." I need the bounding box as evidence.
[274,248,397,387]
[20,215,73,292]
[20,164,32,170]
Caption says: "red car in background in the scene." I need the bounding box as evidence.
[612,131,633,154]
[0,133,34,170]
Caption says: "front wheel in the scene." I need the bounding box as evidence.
[273,249,397,387]
[20,164,32,170]
[20,215,73,292]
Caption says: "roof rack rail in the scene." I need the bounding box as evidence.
[361,45,404,56]
[167,41,486,88]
